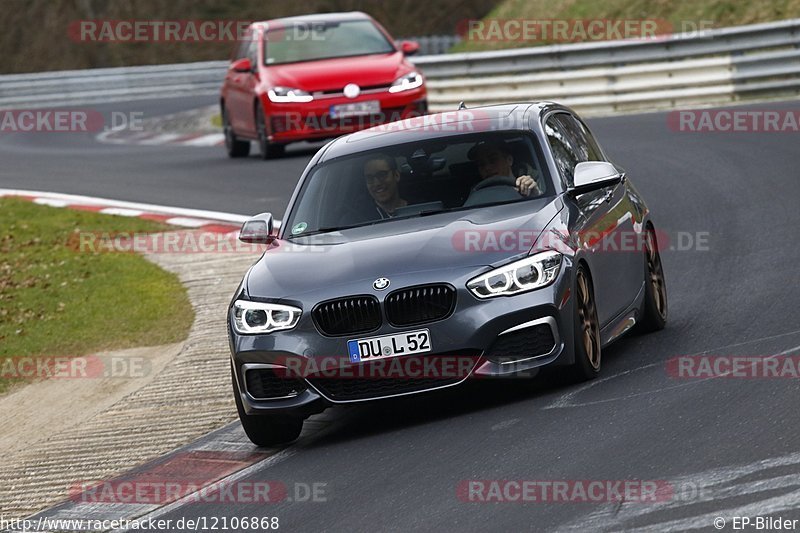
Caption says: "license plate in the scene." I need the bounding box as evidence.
[330,100,380,119]
[347,329,431,363]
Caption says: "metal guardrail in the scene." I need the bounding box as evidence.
[413,18,800,114]
[400,35,461,56]
[414,19,800,76]
[0,61,228,108]
[1,20,799,114]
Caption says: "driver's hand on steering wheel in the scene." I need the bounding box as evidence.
[516,175,540,196]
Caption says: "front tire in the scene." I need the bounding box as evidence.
[222,107,250,158]
[567,264,602,381]
[255,101,285,160]
[231,364,303,447]
[636,226,668,333]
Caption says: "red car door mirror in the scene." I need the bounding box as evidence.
[231,58,253,73]
[400,40,420,56]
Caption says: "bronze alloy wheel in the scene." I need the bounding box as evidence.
[576,268,601,371]
[644,229,668,320]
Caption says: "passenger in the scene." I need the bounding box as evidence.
[363,154,408,218]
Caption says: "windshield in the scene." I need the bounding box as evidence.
[264,20,395,65]
[284,132,555,238]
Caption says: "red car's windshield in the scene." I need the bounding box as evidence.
[264,20,395,65]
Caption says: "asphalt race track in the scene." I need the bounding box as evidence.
[4,97,800,531]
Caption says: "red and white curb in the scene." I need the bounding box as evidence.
[96,127,225,147]
[0,189,252,233]
[21,412,340,532]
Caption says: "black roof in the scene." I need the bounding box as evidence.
[319,102,565,162]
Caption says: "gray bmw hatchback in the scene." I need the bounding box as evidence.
[228,102,667,446]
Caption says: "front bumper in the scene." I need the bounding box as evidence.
[230,262,576,416]
[263,86,427,144]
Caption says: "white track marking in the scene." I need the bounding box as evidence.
[544,333,800,410]
[135,133,182,145]
[164,216,214,227]
[0,188,253,224]
[32,198,69,207]
[544,361,662,409]
[99,207,144,217]
[558,451,800,532]
[179,133,225,146]
[491,418,521,431]
[96,128,224,148]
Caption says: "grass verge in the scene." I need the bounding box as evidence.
[0,198,194,394]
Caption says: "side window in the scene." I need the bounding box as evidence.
[557,114,603,162]
[575,118,604,161]
[544,113,606,187]
[544,115,581,187]
[233,30,252,61]
[246,38,258,66]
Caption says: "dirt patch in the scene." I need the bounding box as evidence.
[0,342,182,457]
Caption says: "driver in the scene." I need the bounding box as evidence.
[468,140,541,196]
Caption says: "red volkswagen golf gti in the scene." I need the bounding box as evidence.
[220,12,427,159]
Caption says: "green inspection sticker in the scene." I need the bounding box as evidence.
[291,222,308,235]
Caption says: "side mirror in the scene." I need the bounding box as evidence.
[239,212,274,244]
[569,162,623,196]
[400,40,420,56]
[231,58,253,73]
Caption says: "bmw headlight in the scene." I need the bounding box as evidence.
[467,251,563,298]
[388,71,423,93]
[267,87,313,103]
[232,300,302,334]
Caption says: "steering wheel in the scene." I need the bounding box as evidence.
[473,175,518,191]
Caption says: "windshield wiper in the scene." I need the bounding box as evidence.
[295,208,458,236]
[417,209,446,217]
[294,223,372,236]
